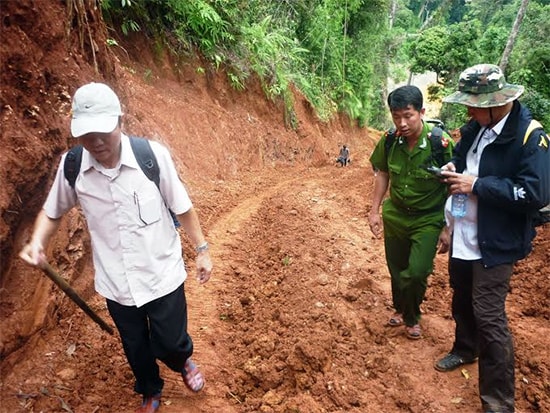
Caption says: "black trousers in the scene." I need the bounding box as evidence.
[449,258,515,413]
[107,283,193,397]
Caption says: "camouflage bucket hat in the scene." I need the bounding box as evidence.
[443,64,524,108]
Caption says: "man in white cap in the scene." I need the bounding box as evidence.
[435,64,550,413]
[20,82,213,413]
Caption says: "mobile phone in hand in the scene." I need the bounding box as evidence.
[426,166,444,178]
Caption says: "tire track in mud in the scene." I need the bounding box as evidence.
[156,171,318,412]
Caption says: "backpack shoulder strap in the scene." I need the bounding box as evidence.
[384,127,397,156]
[129,136,181,228]
[129,136,160,188]
[427,126,445,166]
[63,145,84,188]
[523,120,543,145]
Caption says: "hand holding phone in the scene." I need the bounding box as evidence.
[426,166,444,178]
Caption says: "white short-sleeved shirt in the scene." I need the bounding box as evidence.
[44,134,193,307]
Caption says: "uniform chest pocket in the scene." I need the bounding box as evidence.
[135,192,161,226]
[411,167,433,180]
[388,163,403,181]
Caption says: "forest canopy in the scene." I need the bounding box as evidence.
[100,0,550,129]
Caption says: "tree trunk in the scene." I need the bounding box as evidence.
[499,0,530,73]
[389,0,397,29]
[420,0,452,30]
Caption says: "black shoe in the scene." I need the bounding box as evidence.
[434,353,476,372]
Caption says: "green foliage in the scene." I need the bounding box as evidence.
[143,68,153,82]
[404,0,549,132]
[427,83,444,100]
[239,16,307,95]
[158,0,234,55]
[99,0,393,128]
[508,2,550,96]
[97,0,550,132]
[448,0,468,23]
[101,0,143,36]
[477,26,508,64]
[408,26,448,77]
[292,0,390,126]
[408,20,481,81]
[463,0,513,26]
[393,4,420,30]
[439,99,469,131]
[520,91,550,127]
[121,19,140,35]
[227,72,245,91]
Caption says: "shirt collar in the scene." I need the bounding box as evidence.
[398,122,431,149]
[493,112,510,135]
[418,121,432,149]
[79,133,139,172]
[119,134,140,169]
[487,112,510,137]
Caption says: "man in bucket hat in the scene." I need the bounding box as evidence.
[435,64,550,413]
[19,82,213,413]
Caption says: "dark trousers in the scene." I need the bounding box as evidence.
[449,259,515,413]
[107,283,193,397]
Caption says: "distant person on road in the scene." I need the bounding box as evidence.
[435,64,550,413]
[336,144,351,166]
[19,82,213,413]
[368,85,454,340]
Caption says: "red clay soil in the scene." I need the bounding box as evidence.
[1,2,549,413]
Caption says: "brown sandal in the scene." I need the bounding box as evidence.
[405,324,422,340]
[182,358,205,392]
[387,312,404,327]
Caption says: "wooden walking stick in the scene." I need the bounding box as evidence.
[41,263,114,335]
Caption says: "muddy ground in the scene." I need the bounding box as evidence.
[1,2,549,412]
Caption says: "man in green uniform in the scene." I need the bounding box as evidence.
[369,85,453,339]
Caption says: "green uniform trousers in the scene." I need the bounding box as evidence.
[382,200,444,326]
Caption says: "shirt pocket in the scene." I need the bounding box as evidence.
[388,163,402,184]
[411,167,434,180]
[135,192,162,226]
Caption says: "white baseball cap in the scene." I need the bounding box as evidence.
[70,82,122,137]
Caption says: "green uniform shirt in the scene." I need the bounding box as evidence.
[370,122,454,214]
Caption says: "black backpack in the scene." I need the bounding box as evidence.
[384,125,447,168]
[63,136,180,227]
